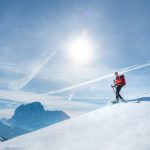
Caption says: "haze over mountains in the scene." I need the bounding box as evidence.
[0,102,70,141]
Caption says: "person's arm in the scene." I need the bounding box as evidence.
[111,80,116,88]
[113,80,117,87]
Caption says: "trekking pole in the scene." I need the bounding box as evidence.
[111,85,116,94]
[110,85,117,104]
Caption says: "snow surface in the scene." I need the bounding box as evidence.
[1,100,150,150]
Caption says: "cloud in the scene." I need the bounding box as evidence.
[0,109,14,119]
[121,65,138,71]
[9,51,56,90]
[0,90,101,117]
[0,63,28,74]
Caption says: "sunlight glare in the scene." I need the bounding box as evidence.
[66,32,95,65]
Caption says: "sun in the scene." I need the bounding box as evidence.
[66,32,95,65]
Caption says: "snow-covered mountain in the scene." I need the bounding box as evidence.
[0,102,70,140]
[9,102,70,130]
[1,97,150,150]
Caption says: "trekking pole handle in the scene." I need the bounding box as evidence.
[111,85,114,88]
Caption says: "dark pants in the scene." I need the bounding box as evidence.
[116,85,123,101]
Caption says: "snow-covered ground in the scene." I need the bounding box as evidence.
[1,99,150,150]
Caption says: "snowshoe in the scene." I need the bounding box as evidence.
[108,100,119,105]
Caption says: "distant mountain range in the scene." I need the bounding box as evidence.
[0,102,70,141]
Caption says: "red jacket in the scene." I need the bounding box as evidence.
[115,76,124,86]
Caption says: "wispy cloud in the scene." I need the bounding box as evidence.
[40,62,150,95]
[0,63,29,75]
[9,51,56,90]
[121,65,138,71]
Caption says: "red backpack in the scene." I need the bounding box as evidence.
[120,75,126,86]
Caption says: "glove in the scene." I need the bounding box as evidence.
[111,85,114,88]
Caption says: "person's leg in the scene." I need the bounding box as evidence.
[116,85,123,101]
[118,85,124,100]
[116,86,120,102]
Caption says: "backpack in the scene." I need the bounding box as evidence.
[120,75,126,86]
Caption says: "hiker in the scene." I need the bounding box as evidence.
[112,72,126,102]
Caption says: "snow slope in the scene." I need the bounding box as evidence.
[1,99,150,150]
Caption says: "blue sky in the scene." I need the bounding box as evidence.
[0,0,150,116]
